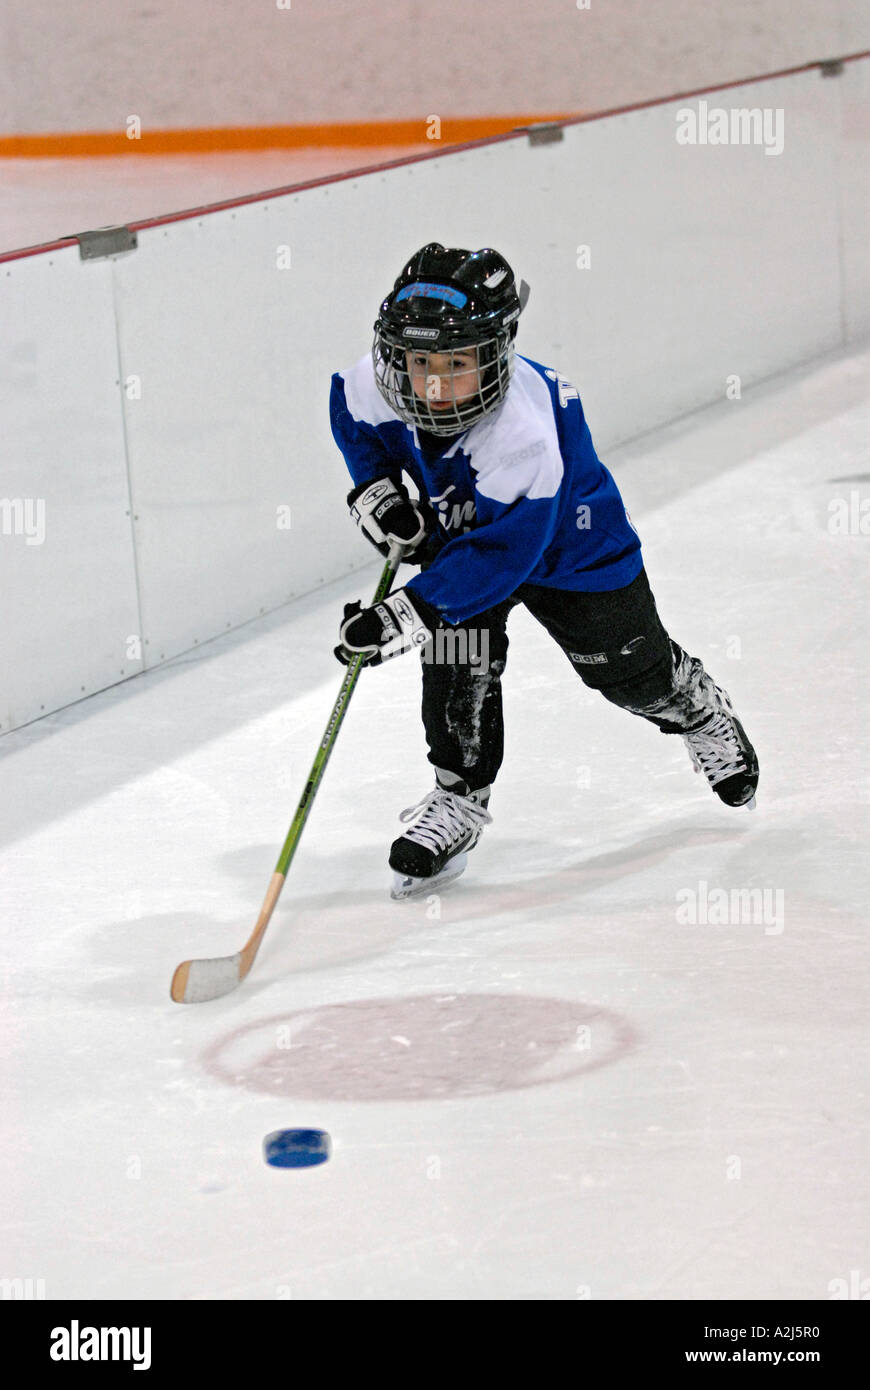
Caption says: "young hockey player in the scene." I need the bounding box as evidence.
[329,243,759,899]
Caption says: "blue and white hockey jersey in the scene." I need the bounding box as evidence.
[329,353,642,626]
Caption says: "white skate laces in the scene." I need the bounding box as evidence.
[398,786,492,855]
[684,710,748,786]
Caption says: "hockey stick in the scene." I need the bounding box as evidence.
[170,542,405,1003]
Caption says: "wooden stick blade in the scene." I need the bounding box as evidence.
[170,952,244,1003]
[169,872,285,1003]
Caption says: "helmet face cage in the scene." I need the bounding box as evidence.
[373,327,516,437]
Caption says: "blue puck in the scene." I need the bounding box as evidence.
[263,1128,331,1168]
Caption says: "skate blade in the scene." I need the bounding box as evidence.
[744,796,757,810]
[390,853,468,902]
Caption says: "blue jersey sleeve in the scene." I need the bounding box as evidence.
[406,491,562,625]
[330,373,403,489]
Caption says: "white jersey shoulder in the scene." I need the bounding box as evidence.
[464,356,564,504]
[339,352,404,428]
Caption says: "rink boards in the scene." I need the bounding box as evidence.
[1,59,868,732]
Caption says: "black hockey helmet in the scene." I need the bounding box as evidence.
[373,243,530,436]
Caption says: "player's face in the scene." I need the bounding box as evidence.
[405,348,480,410]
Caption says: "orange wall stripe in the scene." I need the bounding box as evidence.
[0,116,577,157]
[3,52,869,159]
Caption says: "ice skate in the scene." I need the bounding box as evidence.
[682,686,759,808]
[389,769,492,900]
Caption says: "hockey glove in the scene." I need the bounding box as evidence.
[347,477,430,561]
[335,588,433,667]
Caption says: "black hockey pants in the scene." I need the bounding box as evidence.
[418,567,722,792]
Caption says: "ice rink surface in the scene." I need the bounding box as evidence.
[1,343,868,1301]
[0,148,428,255]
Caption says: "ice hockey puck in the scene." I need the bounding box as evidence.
[263,1128,331,1168]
